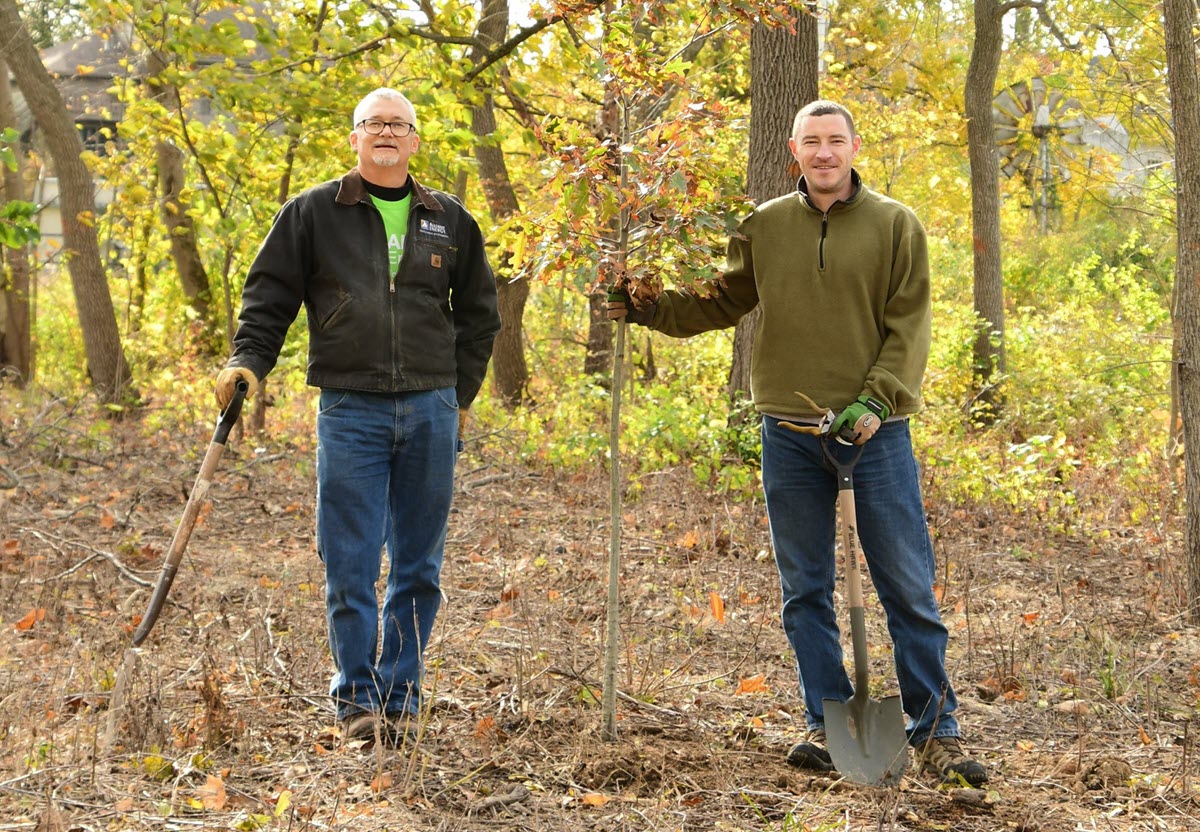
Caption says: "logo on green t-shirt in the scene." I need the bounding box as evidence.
[371,194,412,275]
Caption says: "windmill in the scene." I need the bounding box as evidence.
[992,78,1086,233]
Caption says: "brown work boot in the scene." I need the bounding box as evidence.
[385,711,419,747]
[786,727,835,773]
[341,712,383,745]
[916,736,988,786]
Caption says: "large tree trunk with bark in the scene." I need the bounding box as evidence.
[469,0,529,408]
[0,0,135,404]
[0,61,32,384]
[728,8,819,408]
[965,0,1006,420]
[145,49,213,348]
[1164,0,1200,623]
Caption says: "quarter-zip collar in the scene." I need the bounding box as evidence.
[796,168,863,212]
[335,167,444,212]
[796,169,864,271]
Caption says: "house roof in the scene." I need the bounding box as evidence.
[31,6,272,126]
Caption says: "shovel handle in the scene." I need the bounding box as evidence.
[131,381,248,646]
[824,439,870,697]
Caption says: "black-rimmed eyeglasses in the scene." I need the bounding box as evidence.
[357,119,416,137]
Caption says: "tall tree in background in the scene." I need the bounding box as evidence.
[1163,0,1200,622]
[468,0,530,408]
[727,6,819,407]
[964,0,1008,421]
[144,47,214,346]
[0,0,135,404]
[0,62,33,383]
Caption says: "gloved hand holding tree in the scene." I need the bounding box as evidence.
[603,262,661,326]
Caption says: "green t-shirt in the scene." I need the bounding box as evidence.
[371,194,412,274]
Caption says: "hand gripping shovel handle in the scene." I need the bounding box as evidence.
[131,380,249,646]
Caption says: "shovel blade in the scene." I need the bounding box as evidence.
[823,694,908,787]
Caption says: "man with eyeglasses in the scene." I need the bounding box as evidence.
[214,87,500,746]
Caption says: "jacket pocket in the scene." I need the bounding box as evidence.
[408,239,457,285]
[316,292,352,330]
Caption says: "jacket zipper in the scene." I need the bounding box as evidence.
[819,211,829,271]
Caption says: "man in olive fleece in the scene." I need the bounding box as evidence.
[607,100,986,785]
[215,88,500,746]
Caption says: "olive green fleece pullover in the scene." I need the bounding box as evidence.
[648,172,931,419]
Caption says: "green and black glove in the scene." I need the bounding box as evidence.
[605,285,657,326]
[831,395,890,445]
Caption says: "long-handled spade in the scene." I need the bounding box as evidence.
[132,379,249,646]
[820,436,909,787]
[103,381,249,753]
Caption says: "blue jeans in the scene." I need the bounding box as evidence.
[761,417,960,744]
[316,388,458,720]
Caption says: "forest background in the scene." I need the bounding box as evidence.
[2,1,1200,831]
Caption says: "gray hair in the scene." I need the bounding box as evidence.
[353,88,418,129]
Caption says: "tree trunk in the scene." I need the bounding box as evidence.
[468,0,530,408]
[0,60,32,384]
[1163,0,1200,623]
[145,49,213,348]
[965,0,1006,420]
[728,8,819,407]
[584,70,620,380]
[0,0,135,405]
[157,141,212,321]
[584,289,613,377]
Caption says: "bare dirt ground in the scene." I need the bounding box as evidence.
[2,396,1198,831]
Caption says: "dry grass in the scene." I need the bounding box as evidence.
[1,395,1198,831]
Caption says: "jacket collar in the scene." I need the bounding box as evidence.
[336,168,444,212]
[796,168,863,211]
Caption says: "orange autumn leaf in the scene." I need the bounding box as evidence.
[197,774,227,811]
[99,511,116,529]
[679,530,699,549]
[581,792,610,807]
[1138,724,1152,746]
[708,591,725,624]
[736,674,770,695]
[1022,611,1040,624]
[15,608,45,631]
[3,539,19,554]
[371,772,393,793]
[474,716,497,738]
